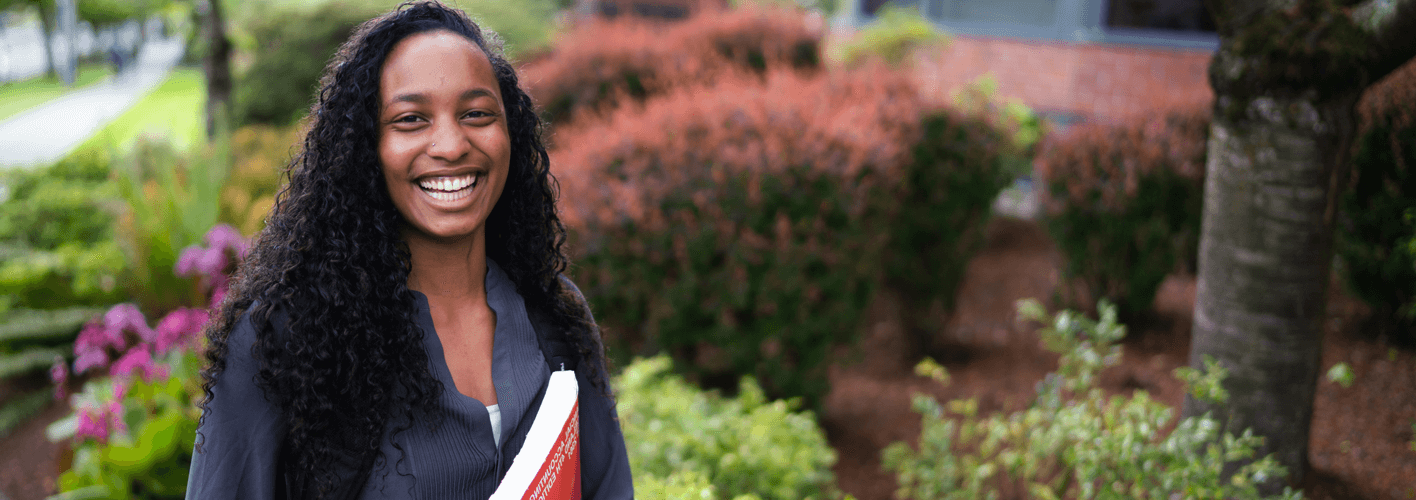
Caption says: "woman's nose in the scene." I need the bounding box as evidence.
[426,122,470,161]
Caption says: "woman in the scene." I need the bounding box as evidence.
[186,3,632,498]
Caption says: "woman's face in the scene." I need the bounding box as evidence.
[377,30,510,245]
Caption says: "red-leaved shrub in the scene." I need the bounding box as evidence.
[522,5,822,128]
[554,65,1012,405]
[1340,57,1416,345]
[1036,109,1209,322]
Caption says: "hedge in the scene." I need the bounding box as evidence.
[555,65,1012,407]
[1036,109,1209,323]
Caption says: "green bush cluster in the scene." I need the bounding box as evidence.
[231,0,560,128]
[1036,110,1209,322]
[616,355,841,500]
[231,1,382,127]
[49,351,205,499]
[1338,61,1416,346]
[557,64,1013,406]
[829,5,947,67]
[0,149,125,310]
[883,300,1302,500]
[115,138,229,312]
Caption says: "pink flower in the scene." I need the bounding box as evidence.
[74,320,123,355]
[104,304,155,344]
[196,246,229,279]
[175,245,205,277]
[110,347,159,381]
[204,224,249,258]
[50,357,68,401]
[73,347,109,375]
[104,400,127,437]
[156,307,209,355]
[75,406,108,442]
[210,283,229,306]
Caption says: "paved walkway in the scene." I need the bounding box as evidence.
[0,36,184,168]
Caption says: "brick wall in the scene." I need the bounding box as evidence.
[912,35,1214,124]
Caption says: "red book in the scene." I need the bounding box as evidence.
[491,370,580,500]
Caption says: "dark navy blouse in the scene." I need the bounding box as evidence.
[185,261,633,499]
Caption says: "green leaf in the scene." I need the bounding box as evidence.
[1325,362,1355,388]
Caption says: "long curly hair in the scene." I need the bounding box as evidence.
[197,2,608,498]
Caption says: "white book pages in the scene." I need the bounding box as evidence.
[490,369,580,500]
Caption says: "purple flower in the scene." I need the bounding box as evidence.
[210,283,229,306]
[204,224,248,258]
[104,304,155,344]
[73,347,110,375]
[105,400,127,437]
[110,347,159,381]
[175,244,205,277]
[156,307,209,355]
[75,406,108,442]
[74,320,123,357]
[195,246,229,280]
[50,357,68,401]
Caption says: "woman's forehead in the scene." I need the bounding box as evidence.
[379,30,497,101]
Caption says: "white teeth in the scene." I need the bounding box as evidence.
[417,174,477,196]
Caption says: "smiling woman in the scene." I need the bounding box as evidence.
[183,2,631,499]
[378,30,510,248]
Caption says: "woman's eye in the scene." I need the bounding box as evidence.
[394,115,423,123]
[464,110,495,120]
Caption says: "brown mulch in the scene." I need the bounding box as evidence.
[0,374,68,500]
[822,216,1416,500]
[1,216,1412,499]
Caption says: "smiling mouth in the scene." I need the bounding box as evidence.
[417,174,478,202]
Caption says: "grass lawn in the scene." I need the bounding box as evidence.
[0,64,115,122]
[75,67,206,156]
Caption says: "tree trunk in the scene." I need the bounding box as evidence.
[201,0,232,138]
[35,2,55,79]
[1183,92,1359,487]
[1183,0,1416,490]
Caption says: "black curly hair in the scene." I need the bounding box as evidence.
[197,2,608,498]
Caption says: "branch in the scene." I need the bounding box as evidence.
[1352,0,1416,81]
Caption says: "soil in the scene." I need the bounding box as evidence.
[822,216,1416,500]
[1,216,1412,499]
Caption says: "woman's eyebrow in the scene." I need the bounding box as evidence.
[387,88,495,105]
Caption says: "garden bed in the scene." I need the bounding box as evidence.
[822,216,1416,500]
[1,216,1412,499]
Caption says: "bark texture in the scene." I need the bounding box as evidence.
[1184,94,1358,482]
[1184,0,1416,488]
[35,1,55,79]
[201,0,232,138]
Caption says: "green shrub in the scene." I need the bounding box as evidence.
[221,124,298,236]
[232,0,559,128]
[523,4,821,127]
[1337,61,1416,345]
[0,149,126,309]
[883,106,1019,354]
[557,66,1011,406]
[48,226,246,499]
[617,355,840,500]
[1036,109,1208,322]
[232,1,381,127]
[829,5,947,67]
[882,300,1302,500]
[453,0,559,58]
[115,138,229,312]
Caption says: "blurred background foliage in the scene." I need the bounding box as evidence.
[0,0,1413,498]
